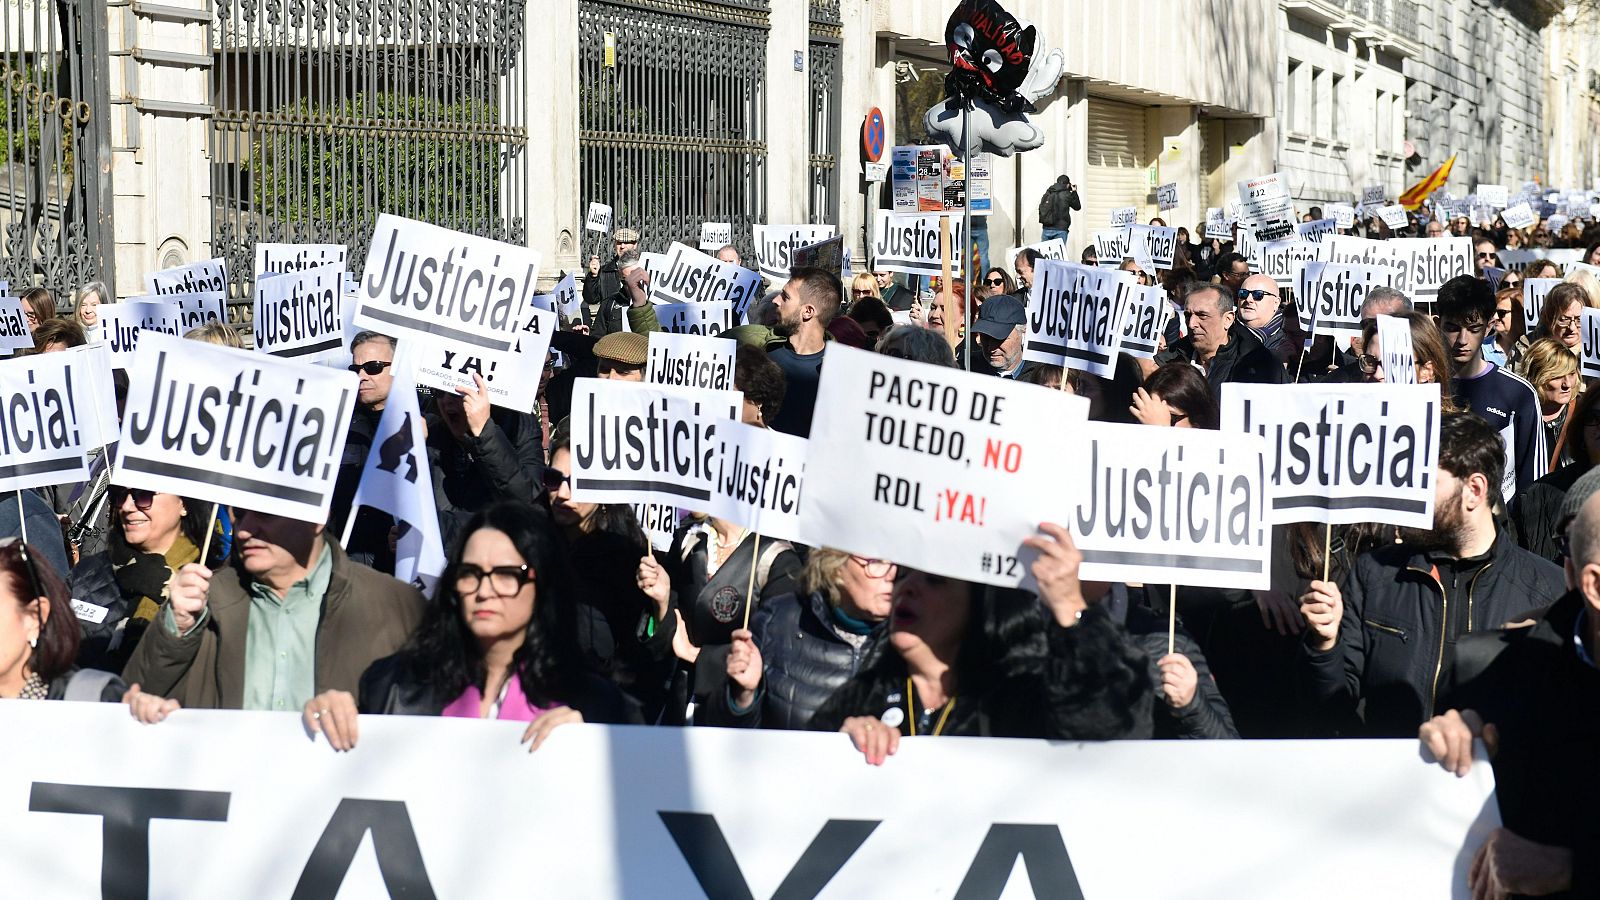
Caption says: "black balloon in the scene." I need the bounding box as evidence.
[942,0,1038,114]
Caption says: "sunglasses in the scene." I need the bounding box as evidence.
[985,278,1006,287]
[453,563,534,597]
[0,536,45,601]
[542,469,571,493]
[110,486,157,510]
[852,289,875,298]
[1492,308,1512,320]
[1236,288,1279,304]
[349,360,392,376]
[1356,354,1383,374]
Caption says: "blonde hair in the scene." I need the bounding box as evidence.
[183,321,245,348]
[1524,337,1578,390]
[850,272,880,300]
[802,547,852,606]
[1563,269,1600,309]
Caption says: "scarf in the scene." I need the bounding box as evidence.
[17,672,48,700]
[112,533,201,625]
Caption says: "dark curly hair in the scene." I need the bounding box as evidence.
[734,342,787,424]
[392,501,584,707]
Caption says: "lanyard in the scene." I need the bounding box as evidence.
[905,676,955,737]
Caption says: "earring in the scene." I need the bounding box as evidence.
[28,636,37,649]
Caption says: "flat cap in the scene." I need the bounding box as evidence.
[594,331,648,366]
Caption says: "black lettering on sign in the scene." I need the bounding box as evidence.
[716,442,803,515]
[0,364,82,462]
[572,389,720,499]
[361,225,535,348]
[291,799,436,900]
[1241,395,1435,513]
[659,810,879,900]
[953,824,1086,900]
[256,273,343,357]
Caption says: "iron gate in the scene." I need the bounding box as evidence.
[0,0,115,305]
[807,1,839,227]
[577,0,768,262]
[210,0,529,316]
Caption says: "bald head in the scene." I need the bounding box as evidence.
[1566,491,1600,620]
[1237,274,1279,328]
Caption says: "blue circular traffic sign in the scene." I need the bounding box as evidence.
[863,107,885,162]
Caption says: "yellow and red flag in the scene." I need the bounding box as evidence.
[1399,154,1456,211]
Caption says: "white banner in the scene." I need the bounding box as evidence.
[1328,204,1356,230]
[1296,262,1397,347]
[568,380,741,508]
[1119,285,1170,361]
[1204,207,1231,240]
[0,703,1497,900]
[0,297,32,352]
[1361,184,1386,205]
[98,300,187,369]
[534,272,582,320]
[1222,383,1442,528]
[354,214,540,353]
[708,420,807,544]
[1007,238,1066,270]
[1156,182,1179,211]
[1109,206,1136,227]
[1477,184,1508,208]
[63,342,118,451]
[698,222,732,251]
[252,264,347,363]
[584,202,613,234]
[1127,225,1177,271]
[646,331,736,392]
[1091,228,1131,268]
[145,257,229,296]
[1376,314,1418,385]
[1073,422,1272,590]
[1258,239,1325,289]
[1238,173,1294,238]
[647,242,762,317]
[113,332,357,523]
[1501,202,1536,230]
[872,211,970,277]
[801,345,1088,588]
[1296,218,1337,243]
[633,502,679,551]
[655,300,736,337]
[1497,249,1584,274]
[1376,204,1409,230]
[1522,278,1562,324]
[752,224,837,281]
[255,243,347,277]
[1023,260,1131,378]
[1583,308,1600,380]
[0,352,93,491]
[413,302,557,413]
[1323,236,1472,303]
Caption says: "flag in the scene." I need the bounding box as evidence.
[1399,155,1456,211]
[344,349,447,595]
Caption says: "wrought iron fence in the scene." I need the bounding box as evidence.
[210,0,529,318]
[577,0,768,263]
[0,0,114,306]
[808,37,840,227]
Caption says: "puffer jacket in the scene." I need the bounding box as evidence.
[1508,462,1590,564]
[700,590,883,731]
[1299,528,1563,737]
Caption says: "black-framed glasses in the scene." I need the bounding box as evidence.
[110,486,156,510]
[542,469,571,493]
[453,563,534,596]
[349,360,392,376]
[1169,412,1189,426]
[0,536,45,603]
[1236,288,1279,305]
[985,278,1006,287]
[1356,354,1382,374]
[850,556,895,578]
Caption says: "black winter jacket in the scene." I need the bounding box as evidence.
[1508,462,1590,564]
[1037,176,1081,230]
[426,406,544,549]
[1106,586,1237,739]
[1300,528,1563,736]
[700,591,883,731]
[357,653,641,724]
[1153,322,1287,401]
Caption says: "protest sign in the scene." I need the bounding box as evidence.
[1375,314,1418,385]
[255,243,347,277]
[1235,223,1258,268]
[0,702,1499,900]
[1323,236,1471,304]
[114,331,357,523]
[0,297,32,352]
[1205,207,1231,240]
[1583,308,1600,380]
[801,344,1088,587]
[97,300,186,369]
[1296,262,1396,346]
[534,272,582,320]
[1497,249,1584,273]
[1501,202,1536,230]
[1570,261,1600,281]
[646,242,761,316]
[1258,239,1324,290]
[873,211,972,277]
[1119,285,1170,361]
[752,224,837,281]
[1523,278,1562,324]
[791,234,844,275]
[354,214,540,353]
[1023,260,1131,378]
[1296,218,1337,243]
[63,342,117,451]
[1128,224,1177,271]
[1156,182,1178,211]
[145,257,229,296]
[0,352,93,491]
[1361,185,1386,205]
[567,380,740,508]
[1092,227,1131,267]
[707,420,808,544]
[646,331,736,392]
[633,503,679,551]
[1477,185,1508,208]
[1071,422,1271,589]
[1482,266,1508,293]
[1109,206,1136,227]
[252,264,347,362]
[1222,382,1441,528]
[1377,204,1409,230]
[698,222,732,251]
[147,291,228,331]
[1238,173,1294,240]
[584,202,613,234]
[414,300,556,412]
[1329,203,1356,230]
[1007,238,1065,269]
[655,300,736,336]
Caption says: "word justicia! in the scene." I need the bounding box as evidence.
[362,233,535,335]
[1076,442,1261,545]
[574,393,719,483]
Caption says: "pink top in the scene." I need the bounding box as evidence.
[439,673,553,722]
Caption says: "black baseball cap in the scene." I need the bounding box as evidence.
[972,294,1026,340]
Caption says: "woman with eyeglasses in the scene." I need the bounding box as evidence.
[808,526,1152,764]
[68,487,222,673]
[299,502,640,753]
[1510,283,1586,376]
[1522,338,1580,470]
[1355,311,1455,401]
[1510,385,1600,563]
[709,549,898,731]
[1487,286,1525,367]
[848,273,880,305]
[979,267,1015,301]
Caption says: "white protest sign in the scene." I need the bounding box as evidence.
[1222,382,1442,528]
[1128,224,1178,271]
[145,257,229,296]
[1109,206,1137,227]
[1571,261,1600,281]
[97,300,186,369]
[1296,262,1397,347]
[1235,224,1259,268]
[1072,422,1271,590]
[1238,173,1294,240]
[414,302,557,412]
[1477,185,1508,208]
[698,222,732,251]
[1497,249,1583,273]
[0,352,93,491]
[354,213,540,353]
[632,503,678,552]
[1257,239,1325,290]
[646,331,736,392]
[1375,313,1418,385]
[1092,227,1131,267]
[1329,203,1356,229]
[63,342,117,451]
[254,243,347,277]
[801,344,1089,588]
[1296,218,1337,243]
[1023,260,1131,378]
[114,331,357,523]
[873,211,971,277]
[1501,202,1536,229]
[0,297,32,352]
[1156,182,1179,211]
[1583,308,1600,380]
[1522,278,1562,324]
[567,380,740,508]
[655,300,736,336]
[1377,204,1409,230]
[252,263,347,363]
[534,271,582,320]
[1324,236,1472,304]
[146,291,229,331]
[584,202,613,234]
[707,420,808,545]
[1007,238,1066,271]
[752,223,837,281]
[1205,207,1231,240]
[647,242,762,317]
[1119,285,1170,361]
[1361,185,1386,206]
[1482,266,1508,294]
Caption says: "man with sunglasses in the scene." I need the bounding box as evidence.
[1474,238,1501,277]
[329,332,401,568]
[1154,283,1286,401]
[123,507,425,711]
[1235,273,1293,367]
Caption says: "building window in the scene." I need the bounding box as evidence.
[1287,60,1300,133]
[1332,75,1343,138]
[1310,67,1323,137]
